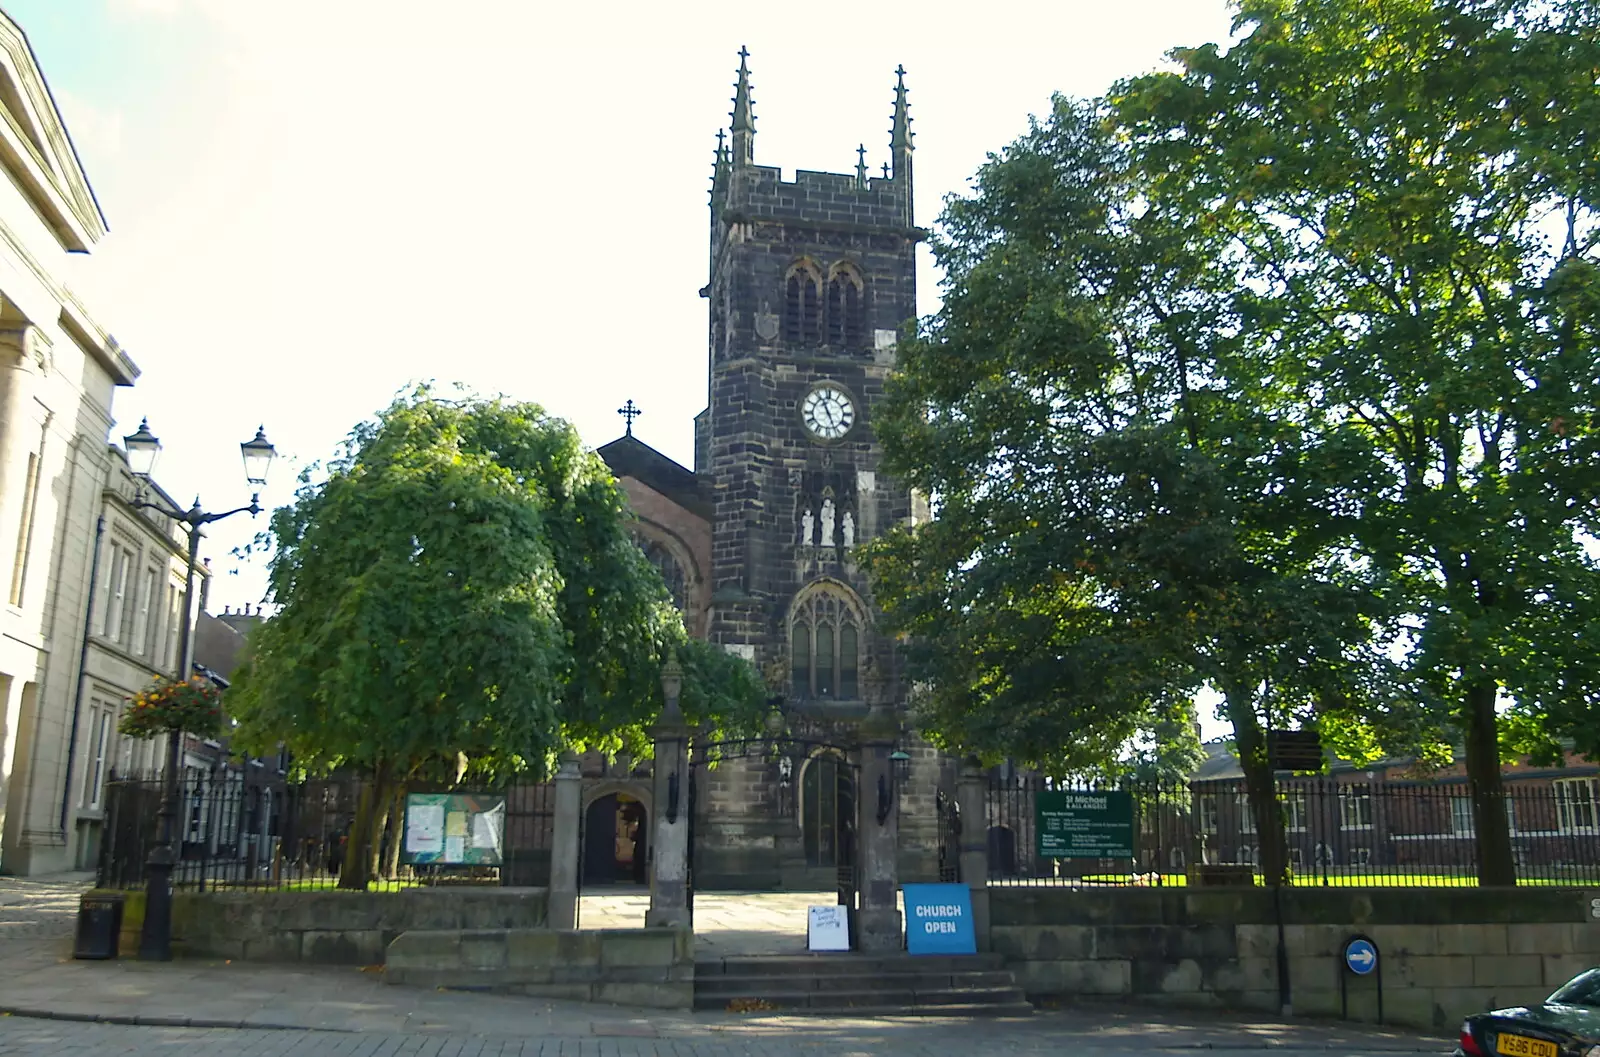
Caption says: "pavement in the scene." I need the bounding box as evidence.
[0,874,1454,1056]
[581,887,817,957]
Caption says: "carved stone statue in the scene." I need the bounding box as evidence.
[800,508,814,545]
[820,498,835,547]
[842,510,855,548]
[762,656,788,695]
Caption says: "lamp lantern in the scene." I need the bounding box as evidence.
[239,426,277,488]
[122,418,161,477]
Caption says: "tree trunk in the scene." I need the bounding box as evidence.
[380,781,407,883]
[1224,682,1289,887]
[338,759,392,891]
[1462,679,1516,886]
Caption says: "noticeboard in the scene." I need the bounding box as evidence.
[1035,789,1134,859]
[401,792,506,866]
[1268,730,1324,772]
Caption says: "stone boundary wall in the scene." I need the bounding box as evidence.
[103,887,549,966]
[385,927,694,1009]
[990,887,1599,1031]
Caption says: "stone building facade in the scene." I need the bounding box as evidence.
[596,53,948,891]
[63,449,208,870]
[0,10,142,875]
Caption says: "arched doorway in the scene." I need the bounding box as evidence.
[801,752,855,868]
[582,793,648,886]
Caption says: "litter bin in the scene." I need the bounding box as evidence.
[73,893,124,960]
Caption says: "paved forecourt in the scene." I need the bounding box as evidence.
[0,875,1449,1056]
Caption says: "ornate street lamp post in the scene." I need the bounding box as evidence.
[123,419,276,962]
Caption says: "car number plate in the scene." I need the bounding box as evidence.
[1496,1033,1557,1057]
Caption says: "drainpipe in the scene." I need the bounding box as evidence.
[60,515,105,834]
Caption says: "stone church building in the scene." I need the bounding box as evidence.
[587,53,948,891]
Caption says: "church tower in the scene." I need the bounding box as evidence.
[700,51,920,725]
[593,51,951,891]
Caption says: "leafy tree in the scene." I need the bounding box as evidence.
[1115,0,1600,884]
[229,390,764,887]
[1126,701,1208,788]
[867,98,1388,885]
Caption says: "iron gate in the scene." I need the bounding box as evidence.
[936,789,962,882]
[684,736,860,930]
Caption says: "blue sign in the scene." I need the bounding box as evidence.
[902,883,977,955]
[1344,937,1377,976]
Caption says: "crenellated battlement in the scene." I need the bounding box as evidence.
[718,165,909,231]
[709,49,915,233]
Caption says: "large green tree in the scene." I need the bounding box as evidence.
[867,98,1390,884]
[1115,0,1600,884]
[230,390,763,887]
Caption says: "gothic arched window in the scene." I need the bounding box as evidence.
[783,261,822,345]
[788,582,864,700]
[826,263,865,349]
[635,535,687,614]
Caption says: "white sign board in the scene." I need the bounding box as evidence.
[404,802,444,855]
[807,904,850,952]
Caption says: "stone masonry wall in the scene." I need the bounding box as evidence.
[991,886,1598,1031]
[385,927,694,1009]
[108,886,549,966]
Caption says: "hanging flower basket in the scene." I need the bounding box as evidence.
[120,676,224,741]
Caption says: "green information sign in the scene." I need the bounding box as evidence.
[1036,790,1135,859]
[401,792,506,866]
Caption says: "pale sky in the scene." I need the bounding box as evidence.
[9,0,1236,697]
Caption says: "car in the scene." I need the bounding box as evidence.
[1457,968,1600,1056]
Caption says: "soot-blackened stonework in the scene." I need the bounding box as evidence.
[596,56,946,890]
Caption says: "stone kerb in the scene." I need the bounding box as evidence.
[105,887,550,966]
[385,927,694,1009]
[989,886,1600,1032]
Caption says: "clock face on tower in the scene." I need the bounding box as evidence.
[801,384,855,440]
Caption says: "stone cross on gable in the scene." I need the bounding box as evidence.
[618,399,642,436]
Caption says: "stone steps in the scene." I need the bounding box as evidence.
[692,953,1032,1016]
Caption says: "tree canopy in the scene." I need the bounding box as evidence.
[871,0,1600,885]
[228,390,764,885]
[1115,0,1600,882]
[866,98,1387,883]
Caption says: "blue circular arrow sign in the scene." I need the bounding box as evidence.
[1344,937,1378,976]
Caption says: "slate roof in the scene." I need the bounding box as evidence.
[1191,736,1594,783]
[596,433,712,522]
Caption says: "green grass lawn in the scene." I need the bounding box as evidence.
[1044,870,1587,888]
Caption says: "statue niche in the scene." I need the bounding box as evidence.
[797,471,859,552]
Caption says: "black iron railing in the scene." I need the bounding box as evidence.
[96,771,554,892]
[983,773,1600,887]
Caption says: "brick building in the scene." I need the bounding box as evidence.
[592,52,947,890]
[1190,740,1600,878]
